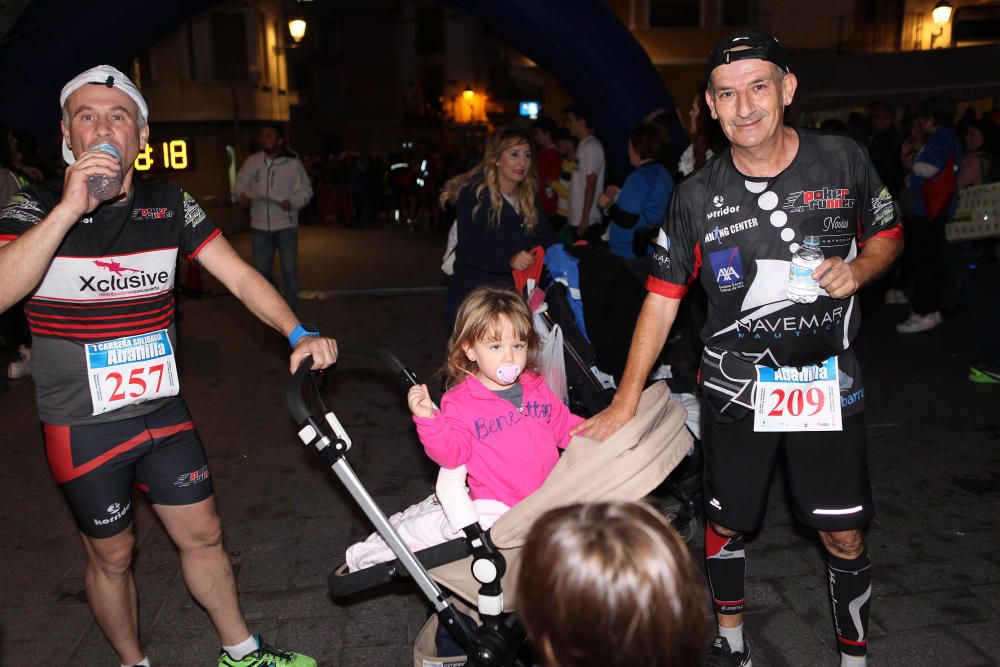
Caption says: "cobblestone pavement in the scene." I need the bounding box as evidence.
[1,222,997,666]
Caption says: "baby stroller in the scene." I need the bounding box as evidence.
[287,342,693,666]
[532,254,703,538]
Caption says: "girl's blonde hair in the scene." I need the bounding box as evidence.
[444,286,540,390]
[439,126,539,232]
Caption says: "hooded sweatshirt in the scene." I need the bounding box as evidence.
[234,146,313,232]
[414,371,583,507]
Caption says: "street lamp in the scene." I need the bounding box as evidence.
[288,19,307,44]
[929,0,953,48]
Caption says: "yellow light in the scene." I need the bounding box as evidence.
[463,88,475,101]
[288,19,307,43]
[132,140,191,171]
[932,1,953,25]
[134,145,153,171]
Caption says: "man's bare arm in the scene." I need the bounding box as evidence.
[0,148,122,311]
[0,205,80,311]
[571,291,682,440]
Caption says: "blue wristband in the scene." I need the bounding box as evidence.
[289,323,320,348]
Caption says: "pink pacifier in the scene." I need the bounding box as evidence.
[495,364,521,384]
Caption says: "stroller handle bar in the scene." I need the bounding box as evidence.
[286,342,419,423]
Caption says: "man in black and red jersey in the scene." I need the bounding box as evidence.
[0,66,334,667]
[575,34,902,667]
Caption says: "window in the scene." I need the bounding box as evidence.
[650,0,701,27]
[211,12,249,81]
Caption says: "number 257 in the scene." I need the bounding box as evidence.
[106,364,165,401]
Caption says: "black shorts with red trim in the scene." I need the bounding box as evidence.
[702,403,873,533]
[43,397,212,538]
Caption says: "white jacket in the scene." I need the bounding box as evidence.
[234,148,313,231]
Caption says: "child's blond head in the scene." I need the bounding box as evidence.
[444,286,539,389]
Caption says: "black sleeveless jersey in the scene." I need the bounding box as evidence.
[0,179,220,424]
[648,129,901,418]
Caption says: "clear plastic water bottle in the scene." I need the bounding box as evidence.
[87,143,122,201]
[787,235,824,303]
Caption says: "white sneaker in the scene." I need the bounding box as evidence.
[884,289,909,305]
[7,344,31,379]
[896,311,942,334]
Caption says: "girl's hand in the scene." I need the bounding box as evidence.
[510,250,534,271]
[408,384,436,419]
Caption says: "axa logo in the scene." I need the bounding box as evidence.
[94,500,131,526]
[708,247,745,292]
[80,259,170,293]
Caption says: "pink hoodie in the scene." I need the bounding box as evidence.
[413,371,583,507]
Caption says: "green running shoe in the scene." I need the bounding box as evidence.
[969,364,1000,384]
[217,635,317,667]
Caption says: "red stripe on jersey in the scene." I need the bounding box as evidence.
[28,294,171,310]
[189,228,222,260]
[873,225,903,241]
[0,234,17,242]
[26,302,172,322]
[27,311,173,331]
[858,222,903,248]
[646,275,688,298]
[29,319,173,340]
[692,242,703,282]
[44,421,195,483]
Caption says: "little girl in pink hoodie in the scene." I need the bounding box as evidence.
[346,286,582,570]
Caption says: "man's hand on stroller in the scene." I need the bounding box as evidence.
[290,336,338,373]
[571,398,637,441]
[408,384,437,419]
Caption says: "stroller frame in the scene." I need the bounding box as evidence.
[287,343,529,667]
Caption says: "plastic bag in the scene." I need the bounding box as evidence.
[534,310,568,405]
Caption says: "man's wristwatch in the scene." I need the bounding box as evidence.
[289,323,320,348]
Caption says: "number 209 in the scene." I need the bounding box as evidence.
[767,387,826,417]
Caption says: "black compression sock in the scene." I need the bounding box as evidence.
[705,523,746,616]
[828,551,871,657]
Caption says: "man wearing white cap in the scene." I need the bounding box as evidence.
[0,65,331,667]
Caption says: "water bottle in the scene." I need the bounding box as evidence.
[787,235,824,303]
[87,143,122,201]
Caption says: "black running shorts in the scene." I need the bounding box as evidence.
[43,397,213,538]
[701,405,873,533]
